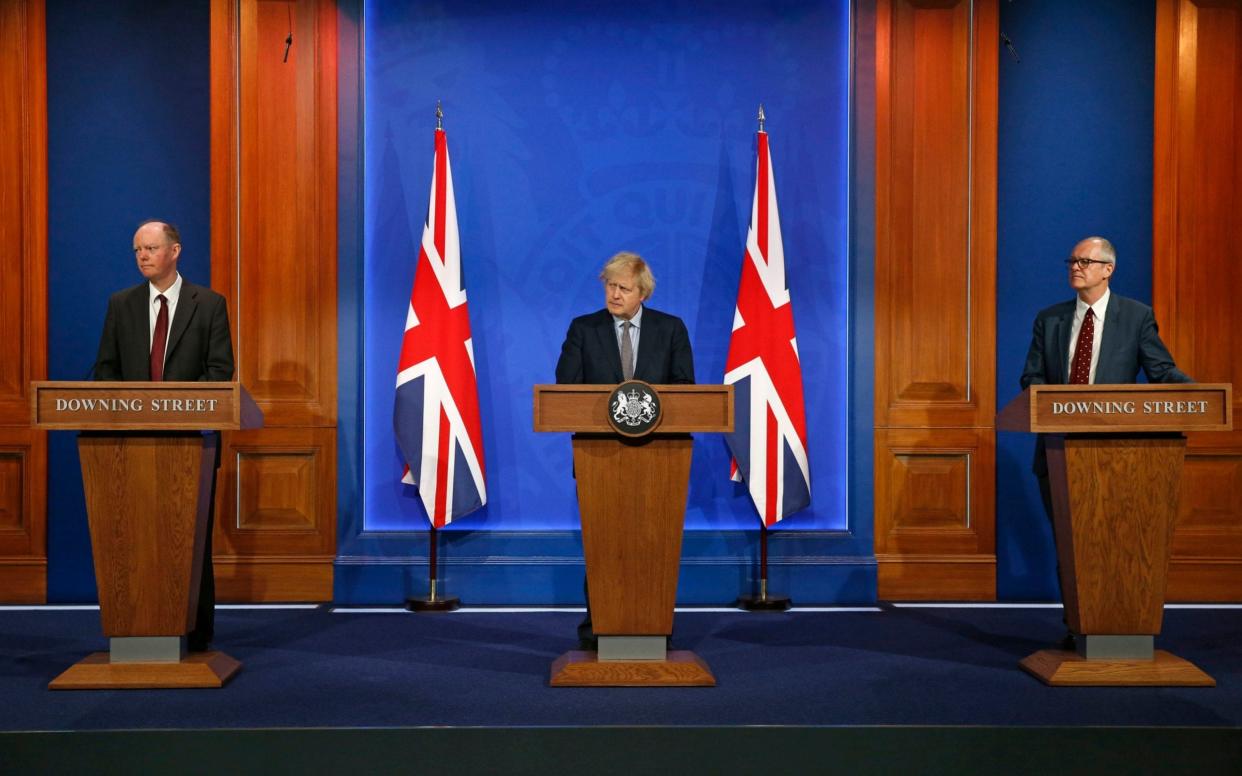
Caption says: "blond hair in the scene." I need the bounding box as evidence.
[599,251,655,298]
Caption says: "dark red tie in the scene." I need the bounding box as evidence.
[1069,308,1094,384]
[150,294,169,381]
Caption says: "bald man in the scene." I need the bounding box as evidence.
[93,219,234,652]
[1019,235,1190,649]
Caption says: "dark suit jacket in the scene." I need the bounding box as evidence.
[555,306,694,385]
[93,279,235,382]
[1019,291,1191,474]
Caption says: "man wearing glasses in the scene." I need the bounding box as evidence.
[1018,235,1191,649]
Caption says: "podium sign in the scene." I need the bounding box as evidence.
[999,383,1232,686]
[996,383,1230,433]
[33,380,263,430]
[534,384,732,687]
[32,381,263,689]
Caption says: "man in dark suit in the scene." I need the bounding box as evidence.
[555,253,695,386]
[1019,235,1191,648]
[555,251,695,649]
[93,219,235,652]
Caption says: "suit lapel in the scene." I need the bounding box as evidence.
[165,283,198,365]
[126,285,152,378]
[595,311,624,382]
[633,310,658,381]
[1094,293,1121,383]
[1052,304,1074,384]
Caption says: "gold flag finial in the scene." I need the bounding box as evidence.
[436,100,444,130]
[757,103,766,133]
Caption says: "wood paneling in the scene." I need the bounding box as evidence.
[1154,0,1242,600]
[0,430,45,602]
[238,451,318,530]
[0,0,46,603]
[226,429,334,550]
[211,0,336,600]
[0,452,22,530]
[0,438,36,553]
[875,428,995,599]
[875,0,997,598]
[215,427,335,600]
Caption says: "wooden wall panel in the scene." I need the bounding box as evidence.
[1154,0,1242,600]
[235,0,337,426]
[875,428,995,598]
[0,432,45,602]
[211,0,336,601]
[0,0,46,603]
[214,427,335,600]
[875,0,997,599]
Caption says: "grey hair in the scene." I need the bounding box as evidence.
[1081,236,1116,265]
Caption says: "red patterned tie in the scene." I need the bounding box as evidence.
[1069,308,1094,384]
[150,294,169,381]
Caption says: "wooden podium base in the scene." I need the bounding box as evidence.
[49,651,242,690]
[1020,649,1215,687]
[549,650,716,687]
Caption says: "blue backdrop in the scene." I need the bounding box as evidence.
[360,0,852,533]
[45,0,212,601]
[995,0,1157,598]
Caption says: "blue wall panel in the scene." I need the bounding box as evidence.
[995,0,1156,599]
[44,0,212,601]
[360,0,852,536]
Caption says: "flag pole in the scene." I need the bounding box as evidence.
[400,99,472,613]
[738,521,791,611]
[734,103,792,612]
[407,523,460,612]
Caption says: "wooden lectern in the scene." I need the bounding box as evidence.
[533,383,733,686]
[32,381,263,689]
[998,383,1232,686]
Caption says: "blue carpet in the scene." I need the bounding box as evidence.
[2,605,1240,730]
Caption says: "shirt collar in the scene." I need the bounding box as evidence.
[612,305,643,329]
[1076,287,1109,322]
[150,273,183,307]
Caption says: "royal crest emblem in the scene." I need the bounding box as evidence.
[606,381,662,436]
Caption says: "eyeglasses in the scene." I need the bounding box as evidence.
[1064,257,1112,270]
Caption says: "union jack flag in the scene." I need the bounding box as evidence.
[394,124,486,527]
[724,127,811,526]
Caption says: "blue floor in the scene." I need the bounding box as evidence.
[2,604,1240,731]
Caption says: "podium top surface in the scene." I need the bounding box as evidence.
[30,381,264,430]
[997,383,1232,434]
[533,384,733,433]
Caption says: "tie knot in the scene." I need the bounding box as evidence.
[157,294,167,305]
